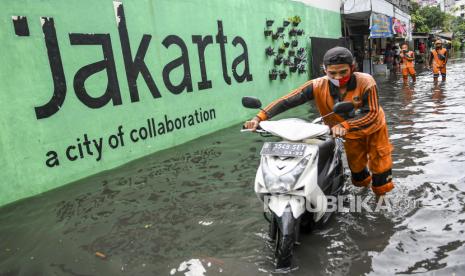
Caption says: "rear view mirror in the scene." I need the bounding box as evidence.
[242,97,262,109]
[333,101,354,115]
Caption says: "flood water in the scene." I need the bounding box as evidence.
[1,54,465,276]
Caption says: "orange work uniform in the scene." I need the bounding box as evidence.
[431,48,447,78]
[400,50,416,79]
[256,72,394,196]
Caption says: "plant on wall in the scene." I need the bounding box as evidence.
[290,16,301,26]
[266,19,274,27]
[265,46,275,56]
[291,40,298,47]
[269,69,278,80]
[289,28,297,36]
[274,55,284,66]
[279,70,288,80]
[278,44,286,54]
[264,29,272,37]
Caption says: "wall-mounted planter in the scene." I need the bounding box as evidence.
[283,20,290,27]
[274,56,283,65]
[289,29,297,36]
[289,66,298,73]
[272,33,280,40]
[265,47,275,56]
[294,56,302,64]
[291,40,298,47]
[296,29,304,36]
[279,70,288,80]
[284,42,290,48]
[277,27,285,33]
[264,30,273,37]
[278,47,286,54]
[298,64,306,74]
[288,50,295,56]
[291,16,301,26]
[266,19,274,27]
[283,58,293,67]
[297,47,305,55]
[269,69,278,80]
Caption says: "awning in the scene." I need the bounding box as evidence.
[343,0,394,19]
[437,32,453,40]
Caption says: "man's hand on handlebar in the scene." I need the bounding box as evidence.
[243,116,261,131]
[331,124,347,138]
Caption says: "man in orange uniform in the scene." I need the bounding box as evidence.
[244,47,394,196]
[400,43,416,83]
[428,39,448,82]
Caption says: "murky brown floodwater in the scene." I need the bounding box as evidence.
[1,53,465,276]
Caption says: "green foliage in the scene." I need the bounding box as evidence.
[419,6,445,29]
[412,11,430,33]
[411,4,465,39]
[452,39,461,50]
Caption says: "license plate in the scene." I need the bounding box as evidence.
[260,142,307,157]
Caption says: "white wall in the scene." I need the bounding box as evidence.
[453,0,465,17]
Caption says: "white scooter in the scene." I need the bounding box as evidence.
[242,97,354,269]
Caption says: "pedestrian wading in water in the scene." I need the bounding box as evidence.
[428,38,448,82]
[244,47,394,196]
[400,43,416,84]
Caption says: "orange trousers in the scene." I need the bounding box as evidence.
[401,66,416,78]
[343,124,394,195]
[432,64,446,77]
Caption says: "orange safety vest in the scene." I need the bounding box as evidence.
[311,73,386,139]
[432,48,447,67]
[401,51,415,68]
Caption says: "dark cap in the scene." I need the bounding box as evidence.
[323,47,354,66]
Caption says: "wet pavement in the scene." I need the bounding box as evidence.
[1,53,465,276]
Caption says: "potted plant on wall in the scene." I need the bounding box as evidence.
[296,29,304,36]
[272,32,280,40]
[289,65,298,73]
[277,27,285,33]
[283,19,290,27]
[266,19,274,27]
[298,64,306,74]
[289,28,297,36]
[278,44,286,54]
[288,49,295,56]
[274,55,283,65]
[265,46,275,56]
[283,58,293,67]
[264,29,273,37]
[284,41,290,48]
[291,40,298,47]
[269,69,278,80]
[291,16,301,26]
[279,70,288,80]
[297,47,305,55]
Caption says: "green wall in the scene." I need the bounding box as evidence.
[0,0,341,207]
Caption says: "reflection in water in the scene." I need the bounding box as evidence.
[1,55,465,275]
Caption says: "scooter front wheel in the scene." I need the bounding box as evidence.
[272,210,298,269]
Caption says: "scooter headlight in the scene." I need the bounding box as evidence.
[262,156,310,193]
